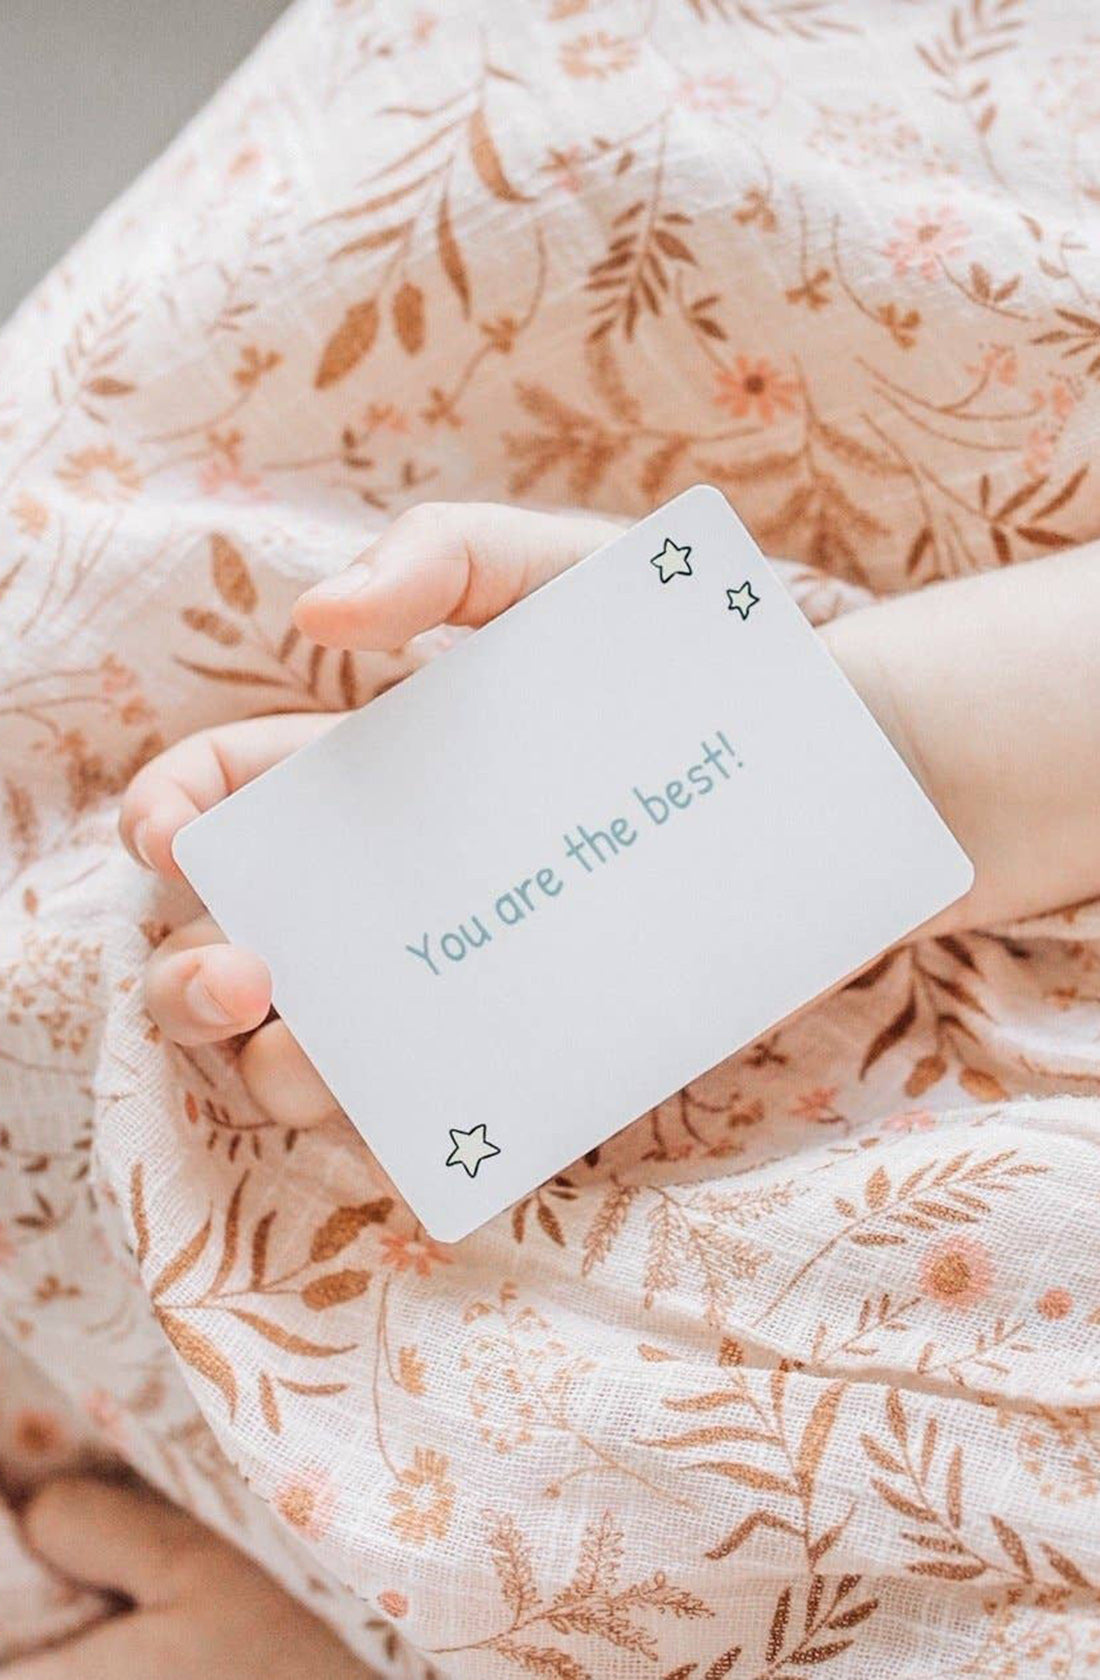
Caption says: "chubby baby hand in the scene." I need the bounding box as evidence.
[120,502,619,1126]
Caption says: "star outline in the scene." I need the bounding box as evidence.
[445,1123,502,1179]
[726,581,760,620]
[649,537,693,584]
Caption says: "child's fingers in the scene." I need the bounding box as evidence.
[23,1477,201,1606]
[2,1620,159,1680]
[121,712,343,879]
[145,916,272,1046]
[145,919,342,1125]
[293,501,623,651]
[238,1019,343,1128]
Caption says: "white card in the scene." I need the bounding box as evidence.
[173,486,972,1241]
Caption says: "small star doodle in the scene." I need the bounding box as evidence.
[649,538,693,583]
[726,581,759,620]
[445,1123,502,1178]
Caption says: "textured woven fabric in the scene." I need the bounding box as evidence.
[2,2,1100,1673]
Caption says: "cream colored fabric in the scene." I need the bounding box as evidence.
[2,2,1100,1674]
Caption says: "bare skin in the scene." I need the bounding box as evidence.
[8,1478,375,1679]
[120,500,1100,1130]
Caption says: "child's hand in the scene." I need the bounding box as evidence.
[120,503,620,1126]
[121,496,1100,1130]
[9,1478,376,1679]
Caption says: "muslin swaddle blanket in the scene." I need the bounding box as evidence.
[1,2,1099,1674]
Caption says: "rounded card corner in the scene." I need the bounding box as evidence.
[168,824,189,873]
[419,1206,476,1246]
[683,481,729,516]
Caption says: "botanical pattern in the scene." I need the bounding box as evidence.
[1,0,1100,1674]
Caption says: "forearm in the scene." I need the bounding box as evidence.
[822,543,1100,935]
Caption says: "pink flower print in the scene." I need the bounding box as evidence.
[678,72,754,116]
[920,1235,993,1311]
[1022,425,1056,479]
[560,31,638,79]
[98,653,137,696]
[1037,1287,1073,1321]
[884,206,969,279]
[715,357,798,425]
[541,145,586,195]
[966,343,1017,386]
[197,433,270,503]
[274,1467,337,1542]
[380,1232,452,1278]
[790,1085,843,1124]
[883,1109,937,1135]
[1048,377,1076,422]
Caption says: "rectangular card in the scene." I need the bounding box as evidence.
[173,486,972,1241]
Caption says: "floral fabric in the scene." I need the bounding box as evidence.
[2,1,1100,1674]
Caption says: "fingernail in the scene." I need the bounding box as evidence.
[183,972,235,1028]
[133,820,156,869]
[301,564,372,604]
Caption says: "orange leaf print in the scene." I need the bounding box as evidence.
[85,376,135,397]
[210,534,258,614]
[174,660,287,688]
[537,1199,565,1247]
[885,1388,908,1448]
[338,648,359,709]
[158,1310,238,1419]
[393,280,426,353]
[1041,1544,1091,1589]
[990,1515,1031,1578]
[181,607,243,647]
[653,227,695,265]
[860,991,917,1077]
[250,1209,276,1289]
[151,1213,212,1301]
[908,1560,984,1581]
[945,1444,963,1528]
[468,108,529,203]
[485,1511,539,1620]
[278,1378,349,1398]
[228,1308,355,1357]
[766,1587,790,1664]
[314,298,380,388]
[436,190,470,317]
[796,1380,846,1495]
[330,221,411,261]
[129,1162,149,1267]
[864,1166,890,1212]
[566,1509,622,1599]
[906,1053,947,1098]
[259,1371,281,1434]
[870,1478,927,1521]
[694,1460,797,1495]
[210,1172,247,1295]
[310,1198,391,1262]
[958,1067,1008,1102]
[301,1268,371,1309]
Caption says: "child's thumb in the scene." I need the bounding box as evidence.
[293,501,622,651]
